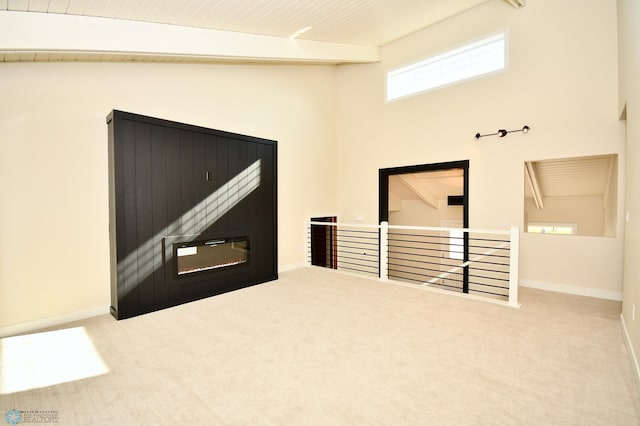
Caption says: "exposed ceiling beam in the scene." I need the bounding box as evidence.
[398,175,439,209]
[525,161,544,210]
[603,155,615,208]
[0,11,380,64]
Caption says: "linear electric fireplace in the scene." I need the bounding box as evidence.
[175,236,249,276]
[108,110,277,319]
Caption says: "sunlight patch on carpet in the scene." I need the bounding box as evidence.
[0,327,109,394]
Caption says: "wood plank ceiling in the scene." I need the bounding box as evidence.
[0,0,492,63]
[0,0,489,45]
[524,154,617,201]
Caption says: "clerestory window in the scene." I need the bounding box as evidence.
[386,32,507,102]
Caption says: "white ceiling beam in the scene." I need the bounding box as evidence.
[603,155,615,208]
[504,0,526,8]
[398,175,439,210]
[0,11,380,64]
[525,161,544,210]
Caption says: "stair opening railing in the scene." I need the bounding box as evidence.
[307,221,520,308]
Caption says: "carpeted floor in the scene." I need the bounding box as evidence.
[1,267,639,425]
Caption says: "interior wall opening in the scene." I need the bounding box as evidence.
[379,160,469,292]
[523,154,618,237]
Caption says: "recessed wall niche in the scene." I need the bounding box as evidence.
[523,154,617,237]
[107,110,278,319]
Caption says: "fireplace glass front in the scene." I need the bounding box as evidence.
[175,237,249,276]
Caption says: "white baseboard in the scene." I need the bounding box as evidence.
[620,313,640,388]
[0,305,111,338]
[520,279,622,301]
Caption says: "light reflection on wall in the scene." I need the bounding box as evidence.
[0,327,109,394]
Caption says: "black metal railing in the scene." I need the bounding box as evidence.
[307,221,519,307]
[308,222,379,277]
[387,229,510,299]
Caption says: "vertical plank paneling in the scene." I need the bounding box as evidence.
[216,136,229,232]
[151,124,168,304]
[109,114,125,314]
[134,122,155,309]
[165,126,182,303]
[179,130,194,236]
[192,131,207,236]
[246,142,259,281]
[266,141,278,278]
[226,136,238,231]
[230,139,249,230]
[165,127,181,235]
[259,142,277,278]
[204,133,218,234]
[122,119,139,313]
[180,130,197,300]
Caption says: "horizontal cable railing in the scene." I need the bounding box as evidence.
[307,222,379,277]
[306,221,520,307]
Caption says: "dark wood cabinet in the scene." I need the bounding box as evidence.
[107,110,277,319]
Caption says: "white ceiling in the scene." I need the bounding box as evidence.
[0,0,489,46]
[390,169,464,201]
[0,0,503,63]
[524,154,617,200]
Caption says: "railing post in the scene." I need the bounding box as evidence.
[508,226,520,307]
[305,221,312,267]
[463,229,469,294]
[380,221,389,281]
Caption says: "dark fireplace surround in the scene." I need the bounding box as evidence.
[107,110,278,319]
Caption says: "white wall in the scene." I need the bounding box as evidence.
[0,62,338,328]
[618,0,640,376]
[336,0,624,298]
[0,0,629,332]
[605,155,618,237]
[390,199,463,227]
[524,197,605,237]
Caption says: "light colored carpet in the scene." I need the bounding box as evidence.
[1,267,639,425]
